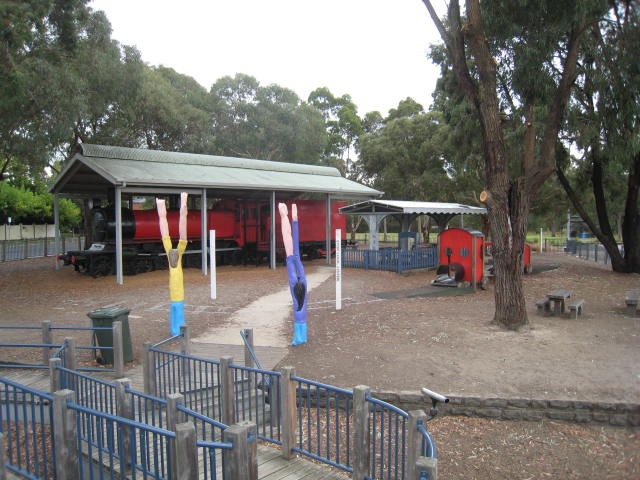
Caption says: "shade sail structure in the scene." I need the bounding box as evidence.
[50,144,382,199]
[339,200,486,216]
[340,199,487,251]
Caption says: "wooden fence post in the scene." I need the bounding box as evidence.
[167,393,185,480]
[280,366,297,460]
[415,457,438,480]
[0,432,6,480]
[41,320,52,366]
[243,328,254,368]
[353,385,371,480]
[180,325,190,356]
[406,410,428,480]
[53,389,79,479]
[114,378,132,471]
[223,421,257,480]
[175,422,199,480]
[143,342,156,396]
[220,356,236,427]
[113,321,124,377]
[64,337,77,371]
[49,358,61,393]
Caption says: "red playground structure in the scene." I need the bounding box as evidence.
[434,228,532,289]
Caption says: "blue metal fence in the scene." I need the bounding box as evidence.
[368,396,408,480]
[0,377,55,480]
[290,375,355,473]
[342,247,438,273]
[0,325,114,372]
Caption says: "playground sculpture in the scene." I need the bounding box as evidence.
[156,192,189,335]
[279,203,308,345]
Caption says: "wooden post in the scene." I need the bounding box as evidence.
[114,378,132,472]
[353,385,371,480]
[0,432,6,480]
[41,320,52,366]
[243,328,254,368]
[113,321,124,377]
[167,393,185,480]
[223,421,258,480]
[180,325,190,356]
[220,356,236,426]
[175,422,199,480]
[49,358,62,393]
[143,342,156,396]
[415,457,438,480]
[53,389,79,479]
[280,366,297,459]
[64,337,77,371]
[406,410,428,480]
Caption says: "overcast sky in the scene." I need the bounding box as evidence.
[90,0,445,117]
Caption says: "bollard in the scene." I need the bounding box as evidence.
[243,328,254,368]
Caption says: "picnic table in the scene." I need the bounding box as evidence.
[546,289,572,316]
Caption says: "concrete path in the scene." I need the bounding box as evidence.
[192,266,335,347]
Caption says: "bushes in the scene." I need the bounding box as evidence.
[0,183,81,230]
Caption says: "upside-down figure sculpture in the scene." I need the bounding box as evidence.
[279,203,307,345]
[156,192,188,336]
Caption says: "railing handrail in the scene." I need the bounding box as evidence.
[0,375,54,401]
[417,421,437,458]
[290,374,353,396]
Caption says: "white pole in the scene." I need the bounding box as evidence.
[209,230,216,300]
[335,229,342,311]
[540,227,543,253]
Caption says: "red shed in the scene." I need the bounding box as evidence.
[438,228,484,283]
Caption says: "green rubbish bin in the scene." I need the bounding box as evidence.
[87,307,133,364]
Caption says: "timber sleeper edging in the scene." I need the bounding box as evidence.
[373,391,640,427]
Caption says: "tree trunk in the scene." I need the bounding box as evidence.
[622,152,640,273]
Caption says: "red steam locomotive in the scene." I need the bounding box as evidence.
[60,199,347,277]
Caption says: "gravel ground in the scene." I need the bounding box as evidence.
[1,251,639,479]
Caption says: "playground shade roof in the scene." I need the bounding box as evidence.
[50,144,383,198]
[339,200,487,215]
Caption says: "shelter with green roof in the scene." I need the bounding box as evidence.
[50,144,382,283]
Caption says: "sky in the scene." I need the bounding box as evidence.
[90,0,445,117]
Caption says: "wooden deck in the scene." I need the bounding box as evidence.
[1,342,351,479]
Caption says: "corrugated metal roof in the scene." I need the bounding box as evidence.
[51,144,383,198]
[340,199,487,215]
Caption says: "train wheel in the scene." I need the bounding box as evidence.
[91,256,113,278]
[135,258,153,274]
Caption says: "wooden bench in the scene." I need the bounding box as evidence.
[536,298,551,316]
[566,299,585,319]
[625,291,638,315]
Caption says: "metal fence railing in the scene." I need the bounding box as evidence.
[0,235,84,262]
[290,375,355,473]
[565,239,624,265]
[342,247,438,273]
[0,324,116,373]
[368,396,409,480]
[0,377,55,480]
[2,332,439,480]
